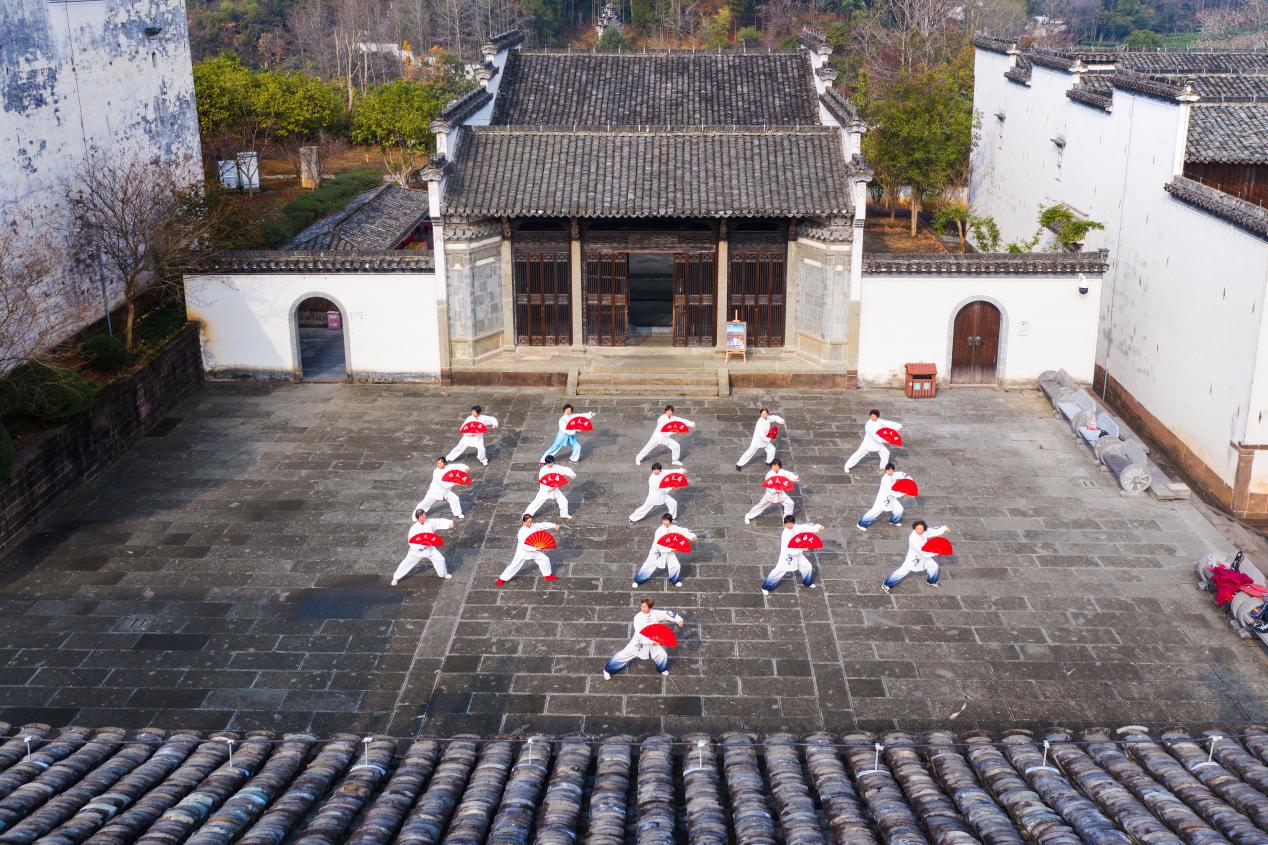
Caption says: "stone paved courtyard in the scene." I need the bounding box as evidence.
[1,383,1264,737]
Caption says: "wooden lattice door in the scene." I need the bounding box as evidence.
[728,249,786,347]
[583,252,629,346]
[672,253,716,347]
[513,249,571,345]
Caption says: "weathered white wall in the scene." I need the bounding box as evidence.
[1,0,201,355]
[970,46,1268,488]
[185,272,444,381]
[857,272,1102,385]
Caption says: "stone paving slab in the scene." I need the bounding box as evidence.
[0,383,1263,735]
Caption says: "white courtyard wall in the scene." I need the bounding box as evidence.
[0,0,201,361]
[185,272,443,381]
[857,272,1101,385]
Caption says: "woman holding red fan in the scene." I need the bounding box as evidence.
[629,462,683,522]
[882,520,951,592]
[497,514,560,586]
[843,409,903,472]
[744,459,799,524]
[524,455,576,520]
[539,403,597,464]
[762,515,823,595]
[391,508,454,586]
[856,463,912,531]
[603,597,685,679]
[635,404,696,466]
[633,513,697,588]
[735,407,786,470]
[417,456,469,520]
[446,405,499,465]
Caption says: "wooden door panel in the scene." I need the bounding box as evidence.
[673,253,716,347]
[583,252,629,346]
[728,251,786,347]
[514,251,570,346]
[951,301,1000,383]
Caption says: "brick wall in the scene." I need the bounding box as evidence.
[0,326,204,558]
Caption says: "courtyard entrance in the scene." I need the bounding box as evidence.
[951,299,1001,384]
[295,296,347,382]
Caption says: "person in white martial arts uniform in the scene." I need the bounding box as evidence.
[540,404,597,464]
[446,405,499,465]
[629,463,681,522]
[744,459,799,524]
[882,520,950,592]
[632,513,697,588]
[762,515,822,595]
[736,407,786,470]
[418,457,468,519]
[843,409,903,472]
[497,514,560,586]
[856,463,908,531]
[525,456,575,520]
[391,508,455,585]
[603,597,685,679]
[635,404,695,466]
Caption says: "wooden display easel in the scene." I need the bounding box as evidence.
[724,311,747,364]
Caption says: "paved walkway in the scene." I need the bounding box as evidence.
[0,384,1262,736]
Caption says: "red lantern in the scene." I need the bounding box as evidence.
[460,420,488,435]
[788,532,824,550]
[763,474,796,492]
[565,415,593,432]
[441,469,472,485]
[921,536,953,556]
[524,530,557,550]
[639,623,678,648]
[876,427,902,446]
[656,532,693,554]
[408,532,444,547]
[660,420,691,434]
[890,478,919,497]
[659,472,689,489]
[539,472,570,488]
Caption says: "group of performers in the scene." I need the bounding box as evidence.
[390,400,954,677]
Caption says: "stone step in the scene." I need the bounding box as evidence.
[580,372,716,387]
[575,383,719,397]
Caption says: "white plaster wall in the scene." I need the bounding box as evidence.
[1,0,201,355]
[970,46,1268,488]
[857,273,1102,385]
[185,272,443,381]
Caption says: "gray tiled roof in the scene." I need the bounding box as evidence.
[288,185,430,251]
[1118,49,1268,75]
[443,127,853,218]
[1167,175,1268,237]
[489,50,819,126]
[438,86,493,125]
[1004,55,1032,85]
[204,251,436,273]
[4,724,1268,845]
[1187,104,1268,163]
[1185,74,1268,100]
[863,250,1110,274]
[820,88,861,126]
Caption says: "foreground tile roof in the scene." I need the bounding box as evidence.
[1188,103,1268,164]
[1166,176,1268,239]
[3,723,1268,844]
[443,127,853,219]
[489,51,820,127]
[288,185,430,251]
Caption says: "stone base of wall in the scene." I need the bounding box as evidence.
[0,326,204,559]
[449,370,570,388]
[730,370,858,390]
[1094,364,1266,524]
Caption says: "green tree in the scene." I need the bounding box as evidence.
[699,8,732,47]
[519,0,563,44]
[932,204,968,251]
[1124,28,1164,48]
[737,25,760,45]
[1038,204,1105,251]
[864,66,977,236]
[598,26,632,49]
[253,69,343,176]
[631,0,656,33]
[192,54,255,146]
[351,77,469,185]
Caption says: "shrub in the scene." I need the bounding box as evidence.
[0,362,95,423]
[81,335,128,372]
[0,421,12,480]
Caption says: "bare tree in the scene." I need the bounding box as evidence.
[0,224,78,374]
[66,154,214,351]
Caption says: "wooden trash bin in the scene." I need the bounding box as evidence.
[904,362,937,399]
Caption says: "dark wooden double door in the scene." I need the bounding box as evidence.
[513,247,571,346]
[583,252,716,347]
[950,300,1001,384]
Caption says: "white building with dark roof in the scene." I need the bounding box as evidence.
[970,38,1268,523]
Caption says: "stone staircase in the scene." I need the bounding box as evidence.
[573,367,724,397]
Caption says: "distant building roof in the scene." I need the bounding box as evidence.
[288,184,430,251]
[443,127,854,219]
[1187,103,1268,163]
[490,50,820,127]
[5,724,1268,845]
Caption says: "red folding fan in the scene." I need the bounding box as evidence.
[639,623,678,648]
[408,532,444,547]
[765,425,779,439]
[763,475,796,492]
[788,532,824,550]
[524,530,557,550]
[659,472,689,489]
[656,532,693,554]
[539,472,570,488]
[565,415,593,432]
[890,478,919,497]
[441,469,472,485]
[660,420,691,434]
[876,427,903,446]
[460,420,488,435]
[921,536,953,556]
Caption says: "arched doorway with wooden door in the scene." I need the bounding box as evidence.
[293,294,349,382]
[950,299,1003,385]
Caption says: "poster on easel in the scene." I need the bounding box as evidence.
[725,313,747,363]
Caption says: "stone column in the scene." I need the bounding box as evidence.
[500,218,515,351]
[570,217,584,349]
[715,219,730,351]
[783,224,799,350]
